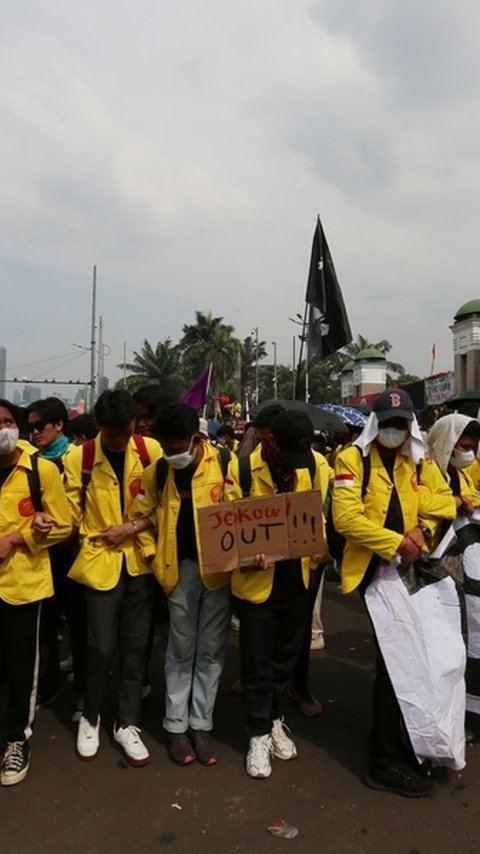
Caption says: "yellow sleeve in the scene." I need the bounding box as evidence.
[22,459,73,554]
[417,459,458,532]
[62,444,84,528]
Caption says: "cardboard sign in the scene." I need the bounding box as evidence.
[197,491,324,574]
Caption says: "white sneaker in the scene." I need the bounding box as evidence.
[246,734,273,778]
[271,718,297,760]
[310,632,325,650]
[113,724,150,767]
[76,715,100,760]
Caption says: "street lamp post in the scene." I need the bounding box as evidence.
[252,327,259,405]
[272,340,278,399]
[289,314,309,402]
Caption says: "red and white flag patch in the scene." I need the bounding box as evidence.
[333,473,355,489]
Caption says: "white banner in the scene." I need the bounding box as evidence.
[425,372,456,405]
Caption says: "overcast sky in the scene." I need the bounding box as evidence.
[2,0,480,395]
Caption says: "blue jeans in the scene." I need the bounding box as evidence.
[163,559,231,733]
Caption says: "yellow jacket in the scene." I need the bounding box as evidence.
[225,446,330,603]
[332,443,457,594]
[137,441,231,594]
[63,434,161,590]
[0,443,72,605]
[467,458,480,495]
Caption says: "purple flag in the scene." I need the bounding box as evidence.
[181,366,211,410]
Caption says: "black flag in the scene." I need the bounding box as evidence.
[305,216,352,363]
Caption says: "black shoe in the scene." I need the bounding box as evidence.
[364,761,433,798]
[189,730,219,766]
[167,733,197,766]
[1,741,30,786]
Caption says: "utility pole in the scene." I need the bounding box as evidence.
[89,265,97,410]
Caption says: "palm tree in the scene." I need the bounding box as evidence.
[239,334,268,403]
[180,311,240,397]
[118,338,184,397]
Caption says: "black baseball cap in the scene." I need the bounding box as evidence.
[373,389,414,423]
[269,410,314,469]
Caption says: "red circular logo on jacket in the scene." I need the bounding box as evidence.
[19,497,35,517]
[210,483,222,503]
[129,477,142,498]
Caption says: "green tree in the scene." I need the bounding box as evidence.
[117,338,184,397]
[180,311,240,398]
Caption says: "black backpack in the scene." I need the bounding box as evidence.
[237,452,316,497]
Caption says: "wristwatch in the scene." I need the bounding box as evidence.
[419,524,432,541]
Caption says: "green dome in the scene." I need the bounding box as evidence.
[354,347,386,361]
[341,361,354,372]
[454,299,480,320]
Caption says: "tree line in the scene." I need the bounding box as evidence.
[118,311,418,407]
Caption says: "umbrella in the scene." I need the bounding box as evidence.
[253,399,348,434]
[317,403,367,429]
[444,390,480,408]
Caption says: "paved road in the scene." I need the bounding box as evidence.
[1,579,479,854]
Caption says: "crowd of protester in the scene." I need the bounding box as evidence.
[1,386,480,800]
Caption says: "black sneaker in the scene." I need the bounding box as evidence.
[364,761,433,798]
[189,730,219,766]
[167,733,197,766]
[1,741,30,787]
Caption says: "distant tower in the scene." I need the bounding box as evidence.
[451,300,480,392]
[0,346,6,399]
[352,348,387,399]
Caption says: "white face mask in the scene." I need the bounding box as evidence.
[377,427,408,449]
[450,448,476,470]
[0,427,19,455]
[163,440,197,470]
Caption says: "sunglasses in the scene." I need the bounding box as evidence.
[29,420,50,433]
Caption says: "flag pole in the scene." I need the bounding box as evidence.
[202,362,213,419]
[294,302,309,400]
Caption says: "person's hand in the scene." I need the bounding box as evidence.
[458,496,475,517]
[241,553,268,572]
[397,535,421,566]
[99,524,132,548]
[33,512,54,538]
[404,526,426,551]
[0,536,15,561]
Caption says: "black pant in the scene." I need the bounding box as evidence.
[291,567,324,695]
[235,561,309,737]
[84,569,155,727]
[0,598,41,742]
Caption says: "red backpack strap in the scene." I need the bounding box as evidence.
[132,433,150,468]
[80,439,96,509]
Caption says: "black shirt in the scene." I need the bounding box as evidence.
[174,467,198,561]
[103,447,126,514]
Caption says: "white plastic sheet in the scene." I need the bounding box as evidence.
[365,562,466,770]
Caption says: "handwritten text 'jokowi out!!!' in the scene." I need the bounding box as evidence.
[197,491,325,574]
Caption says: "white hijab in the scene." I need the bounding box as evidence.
[427,413,476,477]
[354,411,425,464]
